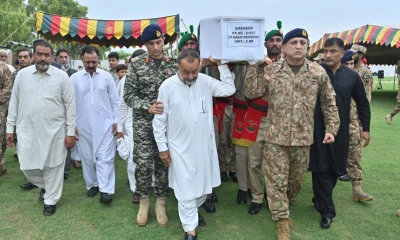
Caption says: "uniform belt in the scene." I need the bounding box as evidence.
[249,101,268,113]
[233,102,248,110]
[215,97,233,105]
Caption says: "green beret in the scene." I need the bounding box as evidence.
[265,21,283,41]
[178,25,198,51]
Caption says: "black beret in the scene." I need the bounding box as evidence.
[282,28,308,44]
[141,24,163,44]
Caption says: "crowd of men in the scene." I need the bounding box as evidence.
[0,20,399,240]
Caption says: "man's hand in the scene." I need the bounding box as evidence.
[65,136,76,149]
[75,128,80,141]
[323,133,335,144]
[361,132,370,147]
[148,101,164,115]
[6,133,14,147]
[112,123,118,136]
[117,132,124,139]
[200,59,212,72]
[159,150,171,168]
[208,55,222,66]
[257,56,273,68]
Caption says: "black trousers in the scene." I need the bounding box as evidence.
[312,171,339,219]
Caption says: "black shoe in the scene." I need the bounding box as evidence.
[248,202,261,215]
[220,172,228,182]
[320,217,332,229]
[202,199,216,213]
[39,189,46,201]
[43,204,56,216]
[210,190,218,203]
[248,189,253,199]
[184,233,197,240]
[87,186,99,197]
[100,192,112,203]
[64,174,69,180]
[198,214,206,227]
[236,189,247,204]
[339,174,351,182]
[20,182,38,190]
[229,172,237,183]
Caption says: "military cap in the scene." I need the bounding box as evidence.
[178,25,198,51]
[141,24,163,44]
[341,50,357,63]
[265,21,283,41]
[282,28,308,44]
[351,44,367,55]
[313,53,325,61]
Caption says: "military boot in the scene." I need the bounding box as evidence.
[276,218,292,240]
[385,115,393,125]
[352,181,373,202]
[137,197,150,226]
[155,197,168,226]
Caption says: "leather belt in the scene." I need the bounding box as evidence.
[249,101,268,113]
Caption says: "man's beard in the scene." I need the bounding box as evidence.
[354,57,360,65]
[267,46,281,57]
[36,62,49,70]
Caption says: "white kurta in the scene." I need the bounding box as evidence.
[117,76,136,193]
[153,65,236,201]
[70,68,119,193]
[70,68,119,160]
[6,65,76,170]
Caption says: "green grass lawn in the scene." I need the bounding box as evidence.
[1,82,400,240]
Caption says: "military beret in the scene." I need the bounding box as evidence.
[141,24,163,44]
[341,50,357,64]
[351,44,367,55]
[265,21,283,41]
[282,28,308,44]
[178,25,198,51]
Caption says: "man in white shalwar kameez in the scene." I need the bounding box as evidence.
[153,50,235,240]
[116,75,137,200]
[6,41,76,216]
[70,46,120,204]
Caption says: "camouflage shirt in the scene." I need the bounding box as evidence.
[354,63,373,102]
[0,61,12,105]
[123,51,178,111]
[245,59,339,146]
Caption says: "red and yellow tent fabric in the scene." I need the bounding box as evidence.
[35,12,180,48]
[309,24,400,65]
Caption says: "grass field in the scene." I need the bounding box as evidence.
[0,80,399,240]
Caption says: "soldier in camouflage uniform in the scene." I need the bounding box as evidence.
[124,24,178,227]
[0,61,12,176]
[340,50,373,202]
[352,44,373,102]
[386,60,400,124]
[245,28,339,240]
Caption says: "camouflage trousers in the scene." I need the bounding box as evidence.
[389,77,400,118]
[247,116,267,204]
[218,105,236,173]
[347,121,363,181]
[264,142,310,221]
[0,105,7,170]
[132,110,169,198]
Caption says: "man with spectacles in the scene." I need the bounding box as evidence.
[245,28,340,240]
[309,38,371,229]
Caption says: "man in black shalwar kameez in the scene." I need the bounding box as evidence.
[309,38,371,229]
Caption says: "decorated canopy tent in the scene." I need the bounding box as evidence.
[35,12,180,48]
[308,24,400,65]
